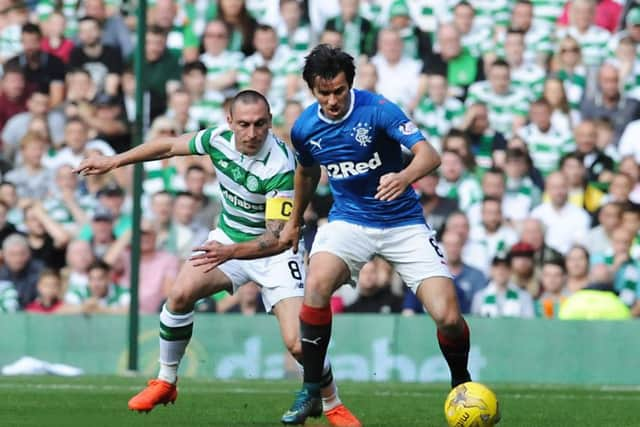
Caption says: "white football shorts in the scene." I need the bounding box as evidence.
[309,220,452,293]
[203,228,305,312]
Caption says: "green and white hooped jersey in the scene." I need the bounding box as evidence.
[200,51,244,85]
[557,66,587,111]
[556,26,611,67]
[517,124,575,176]
[37,0,80,37]
[531,0,568,27]
[237,47,299,99]
[65,283,130,308]
[188,126,295,242]
[469,0,512,30]
[413,96,465,152]
[466,81,530,138]
[510,62,547,101]
[473,282,534,318]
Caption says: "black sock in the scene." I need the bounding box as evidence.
[437,318,471,388]
[300,304,332,395]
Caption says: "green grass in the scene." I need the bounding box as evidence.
[0,376,637,427]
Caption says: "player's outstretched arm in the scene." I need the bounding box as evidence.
[279,163,321,253]
[190,219,291,272]
[74,132,196,176]
[376,140,441,201]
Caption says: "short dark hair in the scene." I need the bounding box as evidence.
[21,23,42,37]
[182,61,207,75]
[485,166,505,177]
[622,202,640,217]
[78,16,100,27]
[174,191,195,200]
[302,44,356,91]
[506,27,526,38]
[2,63,24,77]
[482,195,502,205]
[229,89,270,116]
[543,256,566,272]
[515,0,533,7]
[454,1,473,12]
[88,259,111,274]
[490,58,510,70]
[559,152,584,168]
[255,24,276,34]
[252,65,272,76]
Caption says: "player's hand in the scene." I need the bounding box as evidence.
[375,172,410,201]
[189,241,233,273]
[279,220,301,254]
[74,153,117,176]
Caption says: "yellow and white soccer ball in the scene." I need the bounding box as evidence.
[444,382,501,427]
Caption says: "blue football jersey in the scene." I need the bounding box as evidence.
[291,89,427,228]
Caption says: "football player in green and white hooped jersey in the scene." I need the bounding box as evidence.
[74,90,361,425]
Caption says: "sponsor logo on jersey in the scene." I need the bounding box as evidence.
[326,152,382,179]
[351,122,373,147]
[398,121,419,135]
[221,188,265,211]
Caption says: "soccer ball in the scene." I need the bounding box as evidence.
[444,382,500,427]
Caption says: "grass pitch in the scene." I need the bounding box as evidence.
[0,376,637,427]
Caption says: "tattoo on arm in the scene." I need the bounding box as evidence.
[257,220,286,251]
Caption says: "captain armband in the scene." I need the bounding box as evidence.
[265,197,294,220]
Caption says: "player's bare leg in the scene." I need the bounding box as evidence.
[417,276,472,388]
[273,296,361,427]
[128,262,233,413]
[281,252,361,426]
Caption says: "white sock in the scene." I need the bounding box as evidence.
[157,305,194,384]
[158,362,178,384]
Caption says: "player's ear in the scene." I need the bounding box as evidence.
[226,111,233,127]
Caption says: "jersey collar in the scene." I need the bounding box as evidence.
[317,89,355,124]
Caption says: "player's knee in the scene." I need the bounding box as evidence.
[432,302,462,331]
[303,276,333,306]
[167,284,196,313]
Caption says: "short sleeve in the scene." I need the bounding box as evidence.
[188,126,223,155]
[290,121,316,167]
[376,97,424,149]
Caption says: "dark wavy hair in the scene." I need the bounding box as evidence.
[302,44,356,91]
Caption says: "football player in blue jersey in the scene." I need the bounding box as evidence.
[279,44,473,425]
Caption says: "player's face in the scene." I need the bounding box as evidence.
[312,72,351,121]
[228,100,272,156]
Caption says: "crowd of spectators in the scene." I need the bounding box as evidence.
[0,0,638,319]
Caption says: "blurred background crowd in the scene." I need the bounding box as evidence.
[0,0,638,319]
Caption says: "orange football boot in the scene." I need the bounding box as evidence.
[128,379,177,413]
[325,404,363,427]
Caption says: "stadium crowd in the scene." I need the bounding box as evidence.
[0,0,638,319]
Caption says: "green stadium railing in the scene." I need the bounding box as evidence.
[1,314,638,385]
